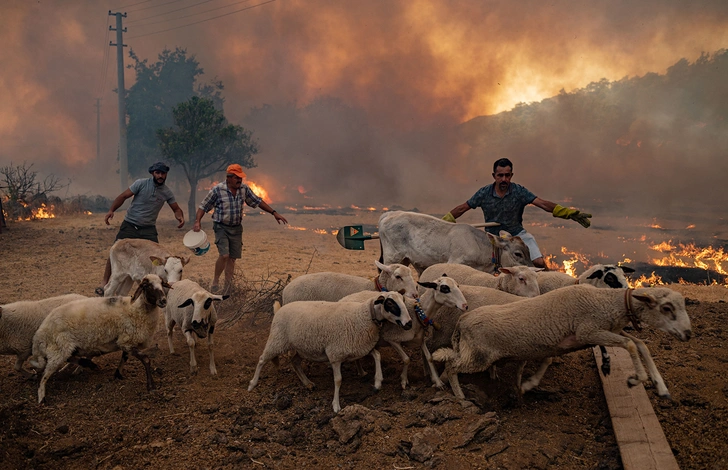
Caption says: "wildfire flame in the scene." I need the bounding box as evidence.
[246,181,270,202]
[350,205,377,211]
[33,204,55,219]
[628,272,667,288]
[649,240,728,276]
[560,246,591,277]
[12,203,57,221]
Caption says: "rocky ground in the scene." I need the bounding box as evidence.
[0,212,726,469]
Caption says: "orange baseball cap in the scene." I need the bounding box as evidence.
[226,164,246,179]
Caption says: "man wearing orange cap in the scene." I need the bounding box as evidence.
[193,164,288,293]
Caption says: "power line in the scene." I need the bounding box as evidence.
[127,0,222,24]
[125,0,188,14]
[127,0,275,39]
[131,0,255,28]
[96,14,112,97]
[111,0,151,10]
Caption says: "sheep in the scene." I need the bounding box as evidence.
[432,285,692,401]
[0,294,87,377]
[101,238,189,296]
[339,276,468,389]
[419,263,541,298]
[248,291,412,413]
[537,264,636,376]
[30,274,170,403]
[426,285,526,353]
[281,260,418,304]
[537,264,636,294]
[164,279,229,376]
[378,211,533,274]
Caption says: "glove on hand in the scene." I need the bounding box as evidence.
[552,204,592,228]
[442,212,457,223]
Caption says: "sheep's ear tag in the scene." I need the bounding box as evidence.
[152,259,163,266]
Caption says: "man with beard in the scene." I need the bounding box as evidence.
[193,163,288,294]
[442,158,591,269]
[95,161,185,295]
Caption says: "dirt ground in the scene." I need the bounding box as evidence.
[0,211,726,469]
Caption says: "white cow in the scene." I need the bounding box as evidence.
[378,211,533,275]
[102,239,189,296]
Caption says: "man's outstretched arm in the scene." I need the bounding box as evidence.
[442,202,471,222]
[532,197,592,228]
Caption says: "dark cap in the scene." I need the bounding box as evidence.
[148,162,170,174]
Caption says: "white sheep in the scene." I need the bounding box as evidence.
[419,263,541,298]
[102,238,189,296]
[432,285,692,401]
[340,276,468,389]
[537,264,636,376]
[537,264,636,294]
[30,274,170,403]
[0,294,87,377]
[281,260,419,304]
[426,285,525,354]
[164,279,229,376]
[248,291,412,413]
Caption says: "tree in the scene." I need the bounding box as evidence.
[0,162,70,220]
[157,97,258,219]
[126,48,224,179]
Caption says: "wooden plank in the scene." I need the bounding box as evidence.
[594,346,679,470]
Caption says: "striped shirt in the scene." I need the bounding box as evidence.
[198,182,262,226]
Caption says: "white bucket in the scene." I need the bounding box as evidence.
[183,230,210,256]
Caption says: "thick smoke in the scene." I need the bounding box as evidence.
[0,0,727,214]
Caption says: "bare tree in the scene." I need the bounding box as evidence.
[0,162,70,219]
[0,162,69,203]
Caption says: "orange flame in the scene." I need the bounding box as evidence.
[33,204,55,219]
[560,246,590,277]
[649,240,728,276]
[628,272,667,288]
[245,181,269,202]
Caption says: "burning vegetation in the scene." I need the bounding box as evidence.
[547,238,728,288]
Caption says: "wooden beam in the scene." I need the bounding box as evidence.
[594,346,679,470]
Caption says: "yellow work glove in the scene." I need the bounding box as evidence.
[552,204,592,228]
[442,212,456,223]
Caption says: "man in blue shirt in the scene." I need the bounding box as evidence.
[443,158,591,269]
[193,163,288,293]
[96,162,185,295]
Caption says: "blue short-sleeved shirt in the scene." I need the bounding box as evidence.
[198,182,262,226]
[124,178,176,227]
[467,183,536,236]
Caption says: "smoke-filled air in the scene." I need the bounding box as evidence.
[1,0,727,215]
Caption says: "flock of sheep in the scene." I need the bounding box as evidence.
[250,212,692,412]
[0,211,693,415]
[0,238,225,403]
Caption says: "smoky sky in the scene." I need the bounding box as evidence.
[0,0,727,214]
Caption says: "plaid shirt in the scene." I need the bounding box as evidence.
[199,182,262,226]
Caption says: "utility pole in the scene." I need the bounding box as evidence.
[95,98,101,162]
[109,10,128,192]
